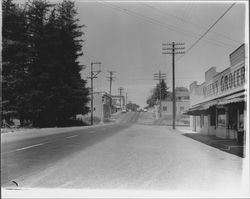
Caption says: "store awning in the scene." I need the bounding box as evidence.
[183,105,209,115]
[184,94,245,115]
[217,97,245,105]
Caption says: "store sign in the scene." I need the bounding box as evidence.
[203,66,245,98]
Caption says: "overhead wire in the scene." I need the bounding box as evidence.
[176,2,238,62]
[96,0,239,49]
[142,2,242,45]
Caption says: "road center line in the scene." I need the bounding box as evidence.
[15,143,47,152]
[65,135,78,139]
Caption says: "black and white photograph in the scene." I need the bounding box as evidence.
[1,0,249,198]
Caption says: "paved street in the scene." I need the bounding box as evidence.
[1,112,245,194]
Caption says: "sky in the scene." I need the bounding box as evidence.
[76,0,247,108]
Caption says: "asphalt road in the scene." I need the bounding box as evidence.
[1,112,139,187]
[1,111,246,196]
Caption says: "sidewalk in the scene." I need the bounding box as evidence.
[177,127,244,158]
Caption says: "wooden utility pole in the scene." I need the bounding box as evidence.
[126,92,128,110]
[118,87,124,110]
[162,42,185,129]
[154,71,166,118]
[107,71,116,115]
[87,62,101,125]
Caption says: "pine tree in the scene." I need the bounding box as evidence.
[2,0,30,126]
[53,0,89,126]
[146,80,170,107]
[25,0,56,127]
[2,0,89,127]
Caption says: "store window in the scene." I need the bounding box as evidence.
[239,109,244,130]
[217,108,226,127]
[163,106,167,111]
[200,115,204,128]
[228,107,237,130]
[196,116,200,128]
[209,107,216,126]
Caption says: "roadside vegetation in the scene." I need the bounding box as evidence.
[2,0,89,128]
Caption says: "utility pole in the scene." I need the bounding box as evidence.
[118,87,124,111]
[126,92,128,110]
[162,42,185,129]
[106,71,116,115]
[154,71,166,118]
[87,62,101,125]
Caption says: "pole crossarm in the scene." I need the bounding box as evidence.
[162,47,185,51]
[175,52,185,54]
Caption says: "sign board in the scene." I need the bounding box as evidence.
[202,65,245,99]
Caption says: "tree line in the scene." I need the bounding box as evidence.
[2,0,89,127]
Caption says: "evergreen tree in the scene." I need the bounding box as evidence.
[155,80,170,100]
[2,0,30,126]
[25,0,56,126]
[2,0,89,127]
[146,80,170,107]
[54,0,89,126]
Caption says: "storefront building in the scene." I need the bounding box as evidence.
[185,44,246,144]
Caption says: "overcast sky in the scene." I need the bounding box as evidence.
[77,1,246,108]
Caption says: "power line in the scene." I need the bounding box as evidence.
[176,2,238,63]
[96,0,238,50]
[142,2,242,45]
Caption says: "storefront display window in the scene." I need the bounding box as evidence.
[196,116,200,128]
[210,107,216,126]
[200,115,204,128]
[239,113,244,129]
[217,108,226,127]
[228,107,237,130]
[218,114,226,127]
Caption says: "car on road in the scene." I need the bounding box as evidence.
[121,109,127,113]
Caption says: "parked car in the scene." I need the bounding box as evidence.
[121,109,127,113]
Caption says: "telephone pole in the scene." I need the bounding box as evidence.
[106,71,116,115]
[118,87,124,111]
[162,42,185,129]
[87,62,101,125]
[126,92,128,109]
[154,71,166,118]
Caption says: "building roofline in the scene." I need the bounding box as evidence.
[229,43,245,57]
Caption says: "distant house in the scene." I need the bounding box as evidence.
[111,95,125,112]
[161,101,190,115]
[160,88,190,115]
[176,89,190,101]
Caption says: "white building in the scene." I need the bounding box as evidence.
[185,44,246,144]
[161,101,190,115]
